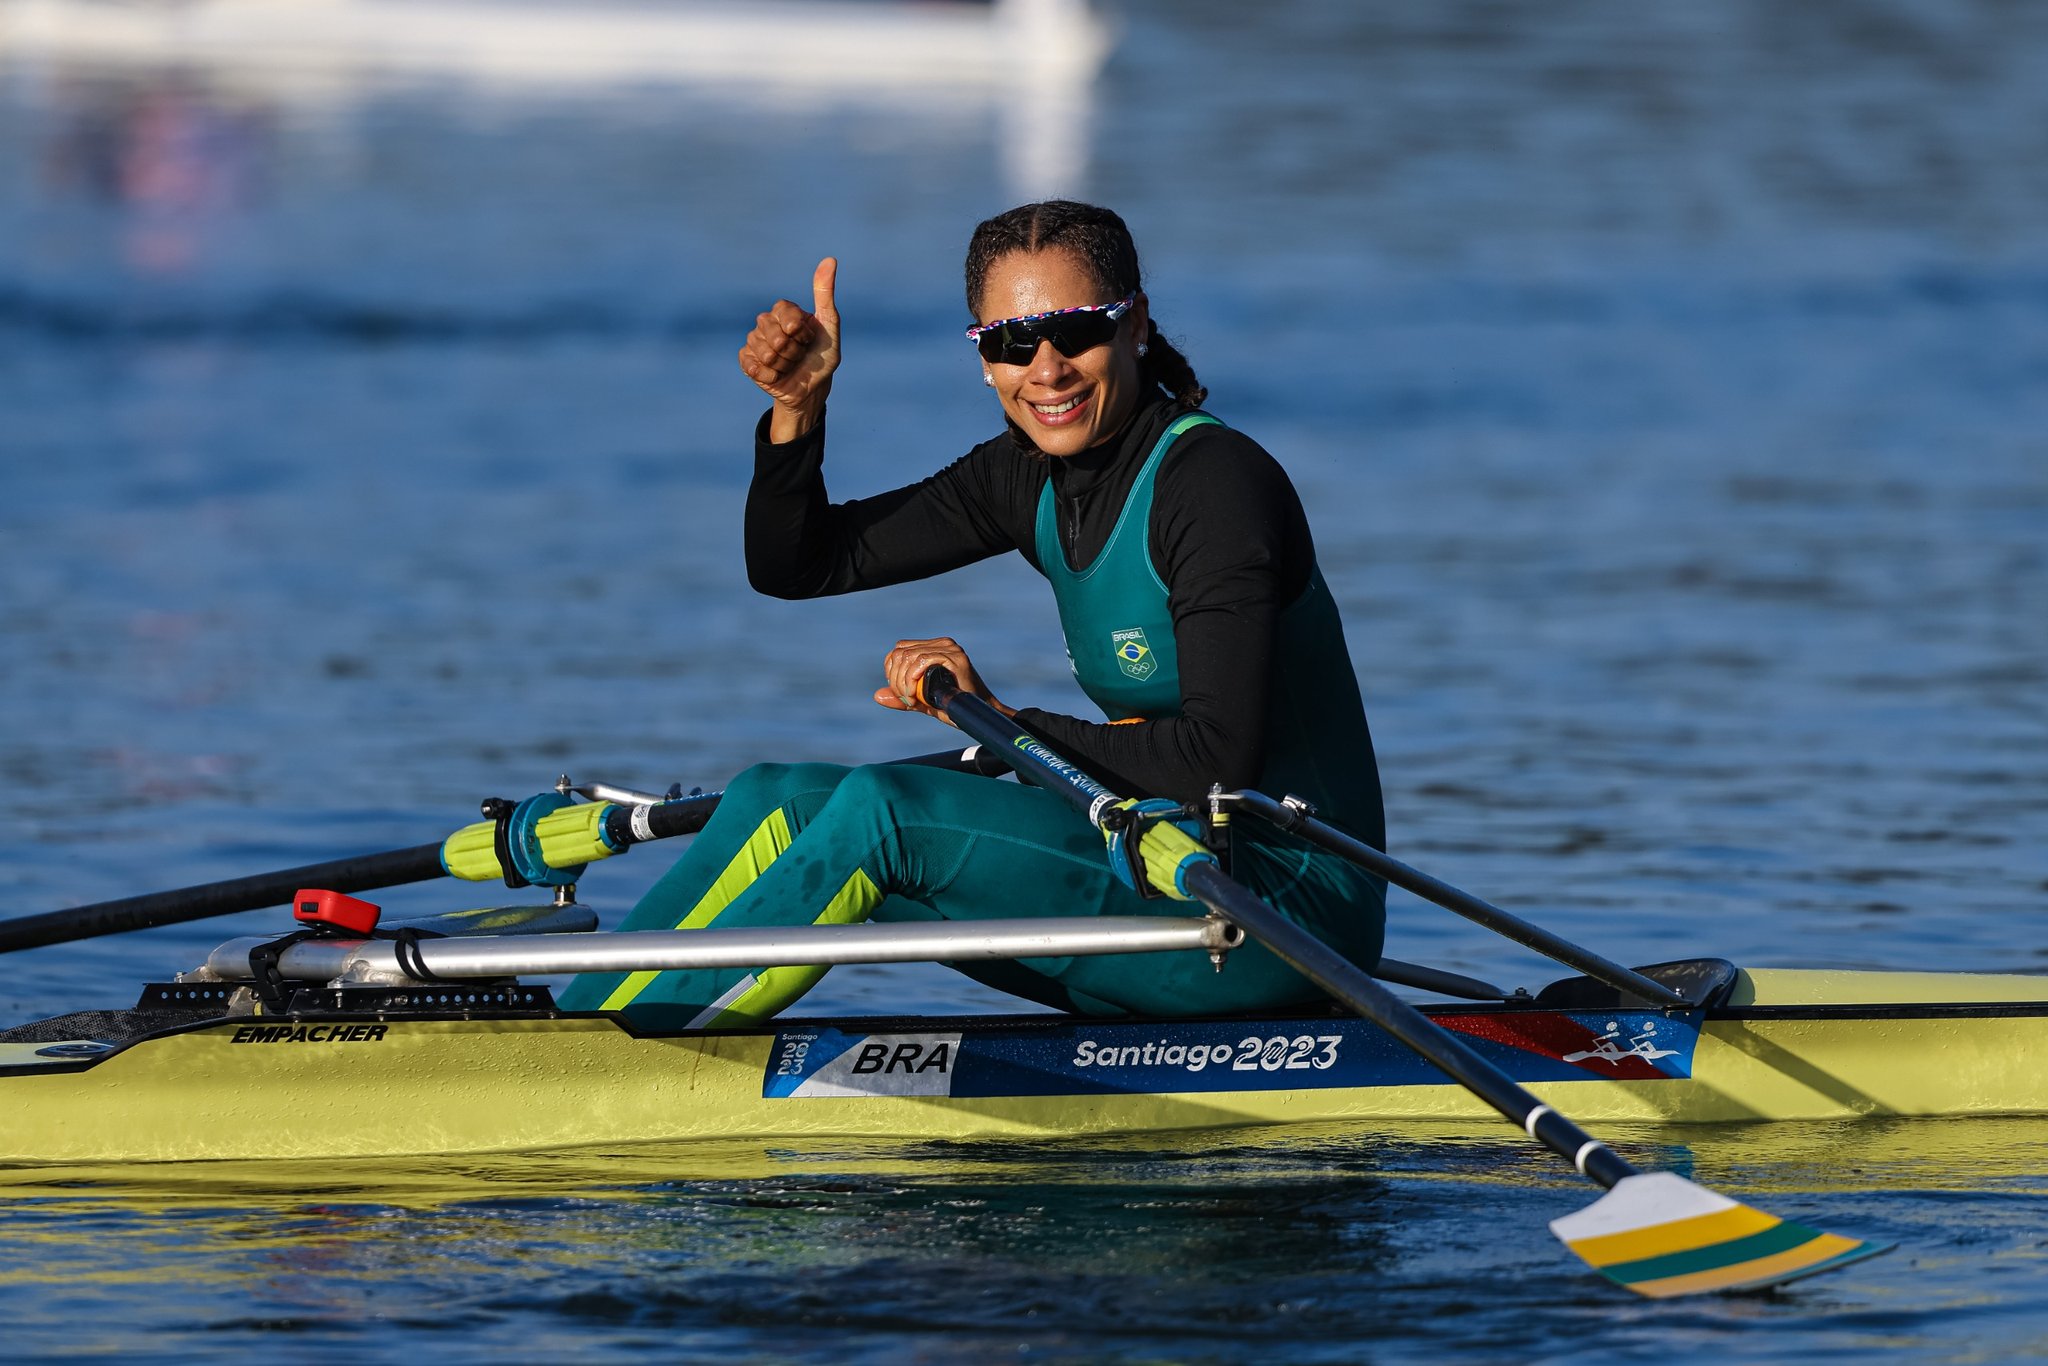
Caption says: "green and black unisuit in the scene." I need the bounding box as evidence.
[1034,411,1386,959]
[559,408,1386,1028]
[1036,414,1384,835]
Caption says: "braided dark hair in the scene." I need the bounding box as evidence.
[964,200,1207,410]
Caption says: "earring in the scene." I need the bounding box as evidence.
[1136,343,1149,357]
[983,373,995,386]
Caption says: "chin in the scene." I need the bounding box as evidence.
[1034,429,1094,457]
[1011,408,1108,457]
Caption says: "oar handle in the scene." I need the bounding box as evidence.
[919,667,1116,821]
[915,664,1640,1190]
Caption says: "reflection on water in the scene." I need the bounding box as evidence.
[39,75,271,275]
[7,1115,2048,1209]
[0,1121,2043,1358]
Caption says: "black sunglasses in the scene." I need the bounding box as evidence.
[965,293,1136,365]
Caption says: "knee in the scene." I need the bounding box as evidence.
[827,761,924,812]
[796,763,942,836]
[723,762,849,810]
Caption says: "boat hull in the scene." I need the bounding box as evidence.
[4,968,2045,1164]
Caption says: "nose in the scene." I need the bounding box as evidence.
[1025,339,1075,385]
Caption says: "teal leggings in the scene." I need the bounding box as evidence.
[558,762,1385,1029]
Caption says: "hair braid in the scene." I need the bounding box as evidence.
[964,199,1207,411]
[1141,320,1207,409]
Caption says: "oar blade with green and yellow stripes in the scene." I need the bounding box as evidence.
[1550,1171,1891,1298]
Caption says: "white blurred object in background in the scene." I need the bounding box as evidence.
[0,0,1110,88]
[0,0,1112,196]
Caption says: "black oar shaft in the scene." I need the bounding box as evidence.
[918,674,1120,817]
[919,667,1639,1191]
[1231,791,1690,1009]
[0,844,449,954]
[1181,860,1636,1188]
[1371,956,1510,1001]
[605,792,721,846]
[6,745,1009,956]
[609,746,1008,845]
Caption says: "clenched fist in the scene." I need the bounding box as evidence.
[739,257,841,443]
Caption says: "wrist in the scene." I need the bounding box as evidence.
[768,393,828,444]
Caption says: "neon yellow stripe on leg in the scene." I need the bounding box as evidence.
[689,866,884,1028]
[597,808,795,1011]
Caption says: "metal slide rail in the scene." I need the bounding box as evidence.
[205,915,1243,985]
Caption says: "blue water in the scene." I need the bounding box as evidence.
[2,0,2046,1358]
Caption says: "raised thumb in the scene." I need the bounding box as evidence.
[812,257,840,335]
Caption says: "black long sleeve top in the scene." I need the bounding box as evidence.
[744,398,1325,803]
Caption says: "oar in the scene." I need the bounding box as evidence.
[915,667,1890,1298]
[0,745,1005,955]
[1228,791,1694,1008]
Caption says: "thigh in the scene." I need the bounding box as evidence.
[1233,837,1387,971]
[867,777,1345,1018]
[610,761,853,935]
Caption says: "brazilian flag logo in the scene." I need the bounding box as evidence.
[1111,627,1157,682]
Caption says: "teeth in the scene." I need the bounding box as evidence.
[1033,398,1081,415]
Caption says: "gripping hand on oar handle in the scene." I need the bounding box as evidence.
[740,256,841,443]
[883,637,1012,725]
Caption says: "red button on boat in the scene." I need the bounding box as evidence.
[292,889,381,936]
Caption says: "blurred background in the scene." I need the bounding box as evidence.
[2,0,2045,1016]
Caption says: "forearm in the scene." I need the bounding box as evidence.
[745,411,846,598]
[1014,709,1260,807]
[745,412,1021,599]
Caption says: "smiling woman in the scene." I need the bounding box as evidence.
[961,203,1205,453]
[560,200,1389,1029]
[970,262,1145,453]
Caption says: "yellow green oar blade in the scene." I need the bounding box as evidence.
[1550,1172,1892,1298]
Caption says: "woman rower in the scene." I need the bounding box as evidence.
[561,200,1386,1026]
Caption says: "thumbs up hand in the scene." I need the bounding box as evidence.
[740,257,842,442]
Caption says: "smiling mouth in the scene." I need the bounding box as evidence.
[1029,391,1091,424]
